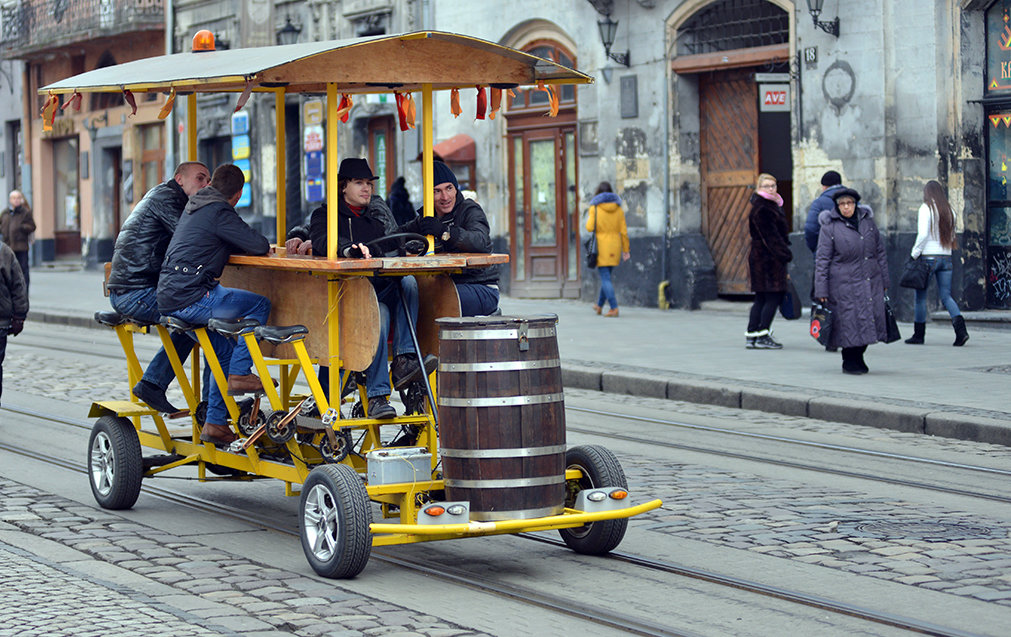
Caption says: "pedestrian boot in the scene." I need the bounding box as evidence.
[592,304,602,315]
[952,315,969,346]
[604,308,619,317]
[905,321,925,345]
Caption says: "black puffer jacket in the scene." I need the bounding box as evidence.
[309,194,396,258]
[107,179,188,292]
[0,243,27,326]
[398,192,497,285]
[157,186,269,312]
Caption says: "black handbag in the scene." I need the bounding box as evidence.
[899,257,931,290]
[584,211,598,268]
[884,296,902,343]
[809,303,833,346]
[779,278,801,320]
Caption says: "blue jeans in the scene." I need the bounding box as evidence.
[913,256,961,322]
[318,276,420,400]
[111,287,196,390]
[596,266,618,310]
[169,284,271,425]
[457,282,499,316]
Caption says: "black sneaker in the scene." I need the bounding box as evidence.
[391,353,439,390]
[368,395,397,419]
[133,380,179,413]
[753,334,783,349]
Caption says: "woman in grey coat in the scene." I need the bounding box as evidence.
[814,188,891,374]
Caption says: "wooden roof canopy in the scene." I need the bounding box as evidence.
[41,31,594,95]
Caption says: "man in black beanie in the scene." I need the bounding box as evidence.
[398,161,498,316]
[804,170,844,255]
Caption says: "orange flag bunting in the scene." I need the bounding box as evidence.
[123,89,137,116]
[536,82,559,117]
[40,93,58,132]
[234,80,253,113]
[334,93,354,123]
[405,94,416,129]
[395,93,410,131]
[450,88,461,118]
[158,88,176,120]
[60,91,82,112]
[488,87,502,120]
[475,86,487,120]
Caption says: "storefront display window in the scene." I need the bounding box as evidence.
[985,1,1011,307]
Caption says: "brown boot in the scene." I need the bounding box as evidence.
[200,423,238,445]
[604,308,619,317]
[592,304,602,315]
[227,373,270,395]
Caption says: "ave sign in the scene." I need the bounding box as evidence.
[759,83,790,112]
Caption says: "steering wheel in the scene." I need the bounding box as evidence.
[362,232,429,258]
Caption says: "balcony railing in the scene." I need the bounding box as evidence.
[1,0,163,56]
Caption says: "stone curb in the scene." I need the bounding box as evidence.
[560,362,1010,448]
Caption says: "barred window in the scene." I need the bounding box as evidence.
[677,0,789,55]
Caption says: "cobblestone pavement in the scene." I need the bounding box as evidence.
[0,479,487,637]
[570,390,1011,606]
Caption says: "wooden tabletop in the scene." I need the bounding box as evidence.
[228,252,508,274]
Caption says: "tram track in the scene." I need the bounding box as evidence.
[6,400,1011,504]
[0,403,993,636]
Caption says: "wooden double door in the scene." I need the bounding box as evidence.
[507,113,580,298]
[700,68,759,295]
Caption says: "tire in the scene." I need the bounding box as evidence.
[558,444,628,555]
[299,464,373,578]
[88,415,143,510]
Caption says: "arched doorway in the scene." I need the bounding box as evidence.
[505,41,580,298]
[672,0,792,295]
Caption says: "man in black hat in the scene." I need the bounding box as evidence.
[805,170,844,256]
[294,158,436,419]
[398,161,498,316]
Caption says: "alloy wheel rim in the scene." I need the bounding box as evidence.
[303,484,339,560]
[90,432,114,495]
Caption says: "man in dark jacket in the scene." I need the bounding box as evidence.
[398,161,498,316]
[157,164,271,445]
[1,190,36,290]
[804,170,844,255]
[295,158,435,419]
[108,161,209,413]
[0,242,28,406]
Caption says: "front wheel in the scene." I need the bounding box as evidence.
[299,464,373,578]
[559,444,628,555]
[88,415,143,510]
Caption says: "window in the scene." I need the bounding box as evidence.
[53,137,79,231]
[508,43,576,112]
[139,124,164,193]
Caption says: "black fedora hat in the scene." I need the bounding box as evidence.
[337,158,378,181]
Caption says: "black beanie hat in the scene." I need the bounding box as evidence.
[821,170,842,187]
[432,161,459,189]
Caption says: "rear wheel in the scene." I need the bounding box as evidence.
[559,444,628,555]
[299,464,372,578]
[88,415,143,510]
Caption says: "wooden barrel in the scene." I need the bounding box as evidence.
[436,314,566,521]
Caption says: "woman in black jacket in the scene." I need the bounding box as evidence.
[745,173,793,349]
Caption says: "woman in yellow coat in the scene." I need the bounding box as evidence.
[586,182,630,317]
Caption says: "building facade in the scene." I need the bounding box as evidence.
[4,0,1009,321]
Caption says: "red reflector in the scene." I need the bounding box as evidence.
[609,489,628,500]
[425,505,446,516]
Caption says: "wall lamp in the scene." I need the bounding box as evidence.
[597,14,629,67]
[276,16,302,46]
[807,0,840,37]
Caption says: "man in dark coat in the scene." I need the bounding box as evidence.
[398,161,498,316]
[107,161,209,413]
[0,190,36,291]
[386,176,416,226]
[0,242,28,406]
[158,164,271,444]
[804,170,844,254]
